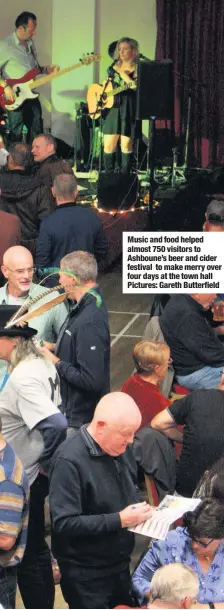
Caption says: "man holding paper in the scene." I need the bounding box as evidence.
[49,392,153,609]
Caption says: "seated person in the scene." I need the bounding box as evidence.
[121,340,172,429]
[116,563,199,609]
[160,293,224,390]
[132,498,224,608]
[151,374,224,497]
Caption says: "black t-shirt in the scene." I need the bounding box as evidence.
[169,389,224,496]
[160,295,224,376]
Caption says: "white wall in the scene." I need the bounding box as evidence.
[51,0,96,145]
[0,1,157,143]
[0,0,53,127]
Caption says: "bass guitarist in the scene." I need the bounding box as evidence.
[0,11,59,143]
[103,37,139,174]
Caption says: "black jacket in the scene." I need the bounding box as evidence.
[133,425,176,500]
[35,202,108,275]
[49,425,138,578]
[33,154,73,187]
[0,170,54,253]
[160,294,224,375]
[55,293,110,427]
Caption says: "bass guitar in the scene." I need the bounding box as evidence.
[87,79,136,119]
[0,53,101,111]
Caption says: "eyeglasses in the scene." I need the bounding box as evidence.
[4,266,36,275]
[184,528,214,548]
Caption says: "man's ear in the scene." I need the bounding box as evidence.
[51,185,55,198]
[1,264,9,280]
[182,596,192,609]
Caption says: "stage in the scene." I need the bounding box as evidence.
[74,165,223,268]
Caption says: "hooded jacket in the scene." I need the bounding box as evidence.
[0,170,54,253]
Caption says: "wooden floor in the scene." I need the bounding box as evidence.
[17,260,153,609]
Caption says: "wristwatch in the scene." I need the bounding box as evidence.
[208,603,215,609]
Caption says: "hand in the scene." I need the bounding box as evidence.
[38,343,60,365]
[3,85,15,102]
[46,64,60,74]
[40,340,56,352]
[215,325,224,335]
[119,502,154,528]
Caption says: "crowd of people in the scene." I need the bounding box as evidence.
[0,8,224,610]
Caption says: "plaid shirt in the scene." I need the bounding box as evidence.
[0,442,29,567]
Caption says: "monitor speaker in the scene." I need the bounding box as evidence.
[136,59,174,121]
[97,173,139,210]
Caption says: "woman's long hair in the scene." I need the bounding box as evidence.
[10,337,44,371]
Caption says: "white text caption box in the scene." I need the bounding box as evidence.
[123,232,224,293]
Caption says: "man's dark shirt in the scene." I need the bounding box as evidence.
[35,202,108,274]
[33,154,73,187]
[168,389,224,496]
[49,425,138,579]
[160,295,224,376]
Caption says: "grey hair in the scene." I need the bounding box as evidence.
[10,337,44,371]
[53,173,77,200]
[61,251,98,283]
[8,143,32,168]
[149,563,199,603]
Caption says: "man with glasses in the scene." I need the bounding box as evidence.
[0,245,67,389]
[132,498,224,607]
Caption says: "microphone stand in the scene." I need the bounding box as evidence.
[89,76,111,172]
[173,71,208,177]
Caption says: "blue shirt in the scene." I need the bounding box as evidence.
[132,527,224,604]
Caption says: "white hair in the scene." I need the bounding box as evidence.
[150,564,199,603]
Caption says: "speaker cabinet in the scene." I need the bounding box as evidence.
[136,59,174,121]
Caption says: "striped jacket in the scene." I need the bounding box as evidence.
[0,442,29,567]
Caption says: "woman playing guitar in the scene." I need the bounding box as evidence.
[103,37,139,174]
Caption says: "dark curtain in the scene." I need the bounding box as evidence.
[156,0,224,167]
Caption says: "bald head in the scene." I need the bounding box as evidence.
[3,246,33,268]
[93,392,141,427]
[88,392,141,456]
[2,246,34,297]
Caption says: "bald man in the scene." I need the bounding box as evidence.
[49,392,153,609]
[0,245,67,389]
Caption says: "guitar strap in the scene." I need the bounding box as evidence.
[30,44,44,74]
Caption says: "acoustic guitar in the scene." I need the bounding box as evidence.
[87,80,136,119]
[0,53,101,111]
